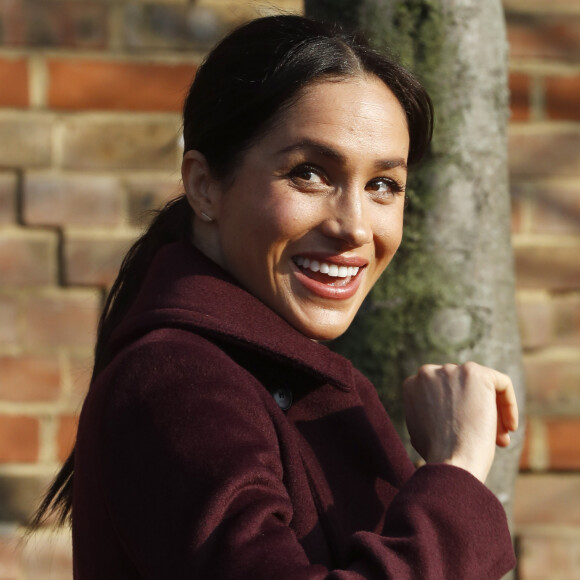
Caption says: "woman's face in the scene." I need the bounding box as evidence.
[199,75,409,341]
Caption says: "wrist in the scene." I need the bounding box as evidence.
[440,457,490,483]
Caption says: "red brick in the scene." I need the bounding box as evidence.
[63,232,135,286]
[524,182,580,235]
[0,117,52,168]
[515,473,580,526]
[0,230,58,286]
[0,355,61,402]
[48,60,196,112]
[545,75,580,121]
[516,295,553,350]
[517,529,580,580]
[23,290,100,349]
[0,415,38,462]
[23,173,124,227]
[57,414,77,463]
[509,130,580,178]
[61,118,179,171]
[0,0,107,49]
[509,72,530,122]
[506,13,580,62]
[515,244,580,290]
[546,417,580,469]
[524,357,580,412]
[0,295,20,346]
[0,58,28,108]
[125,175,181,226]
[0,172,17,224]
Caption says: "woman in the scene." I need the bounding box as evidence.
[35,14,518,579]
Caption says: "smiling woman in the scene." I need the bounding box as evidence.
[183,76,409,340]
[32,14,518,580]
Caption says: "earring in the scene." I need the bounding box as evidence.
[199,211,213,223]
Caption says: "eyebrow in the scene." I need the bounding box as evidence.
[277,139,408,171]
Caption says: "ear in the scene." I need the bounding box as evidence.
[181,150,221,222]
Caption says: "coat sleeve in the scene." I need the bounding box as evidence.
[96,335,515,580]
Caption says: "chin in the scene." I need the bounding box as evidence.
[292,314,353,343]
[312,328,349,343]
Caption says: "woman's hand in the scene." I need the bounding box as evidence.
[403,362,519,483]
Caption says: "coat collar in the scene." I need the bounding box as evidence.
[110,242,355,391]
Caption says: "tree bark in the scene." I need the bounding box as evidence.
[305,1,526,576]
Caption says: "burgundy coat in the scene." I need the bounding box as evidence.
[72,242,515,579]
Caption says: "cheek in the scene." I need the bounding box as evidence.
[264,196,319,242]
[373,208,405,260]
[224,199,306,272]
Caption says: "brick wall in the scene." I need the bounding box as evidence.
[0,0,578,578]
[507,0,580,578]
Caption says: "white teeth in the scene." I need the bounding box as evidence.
[295,258,361,278]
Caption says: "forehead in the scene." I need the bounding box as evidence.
[265,75,410,158]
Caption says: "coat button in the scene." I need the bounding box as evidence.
[272,387,292,411]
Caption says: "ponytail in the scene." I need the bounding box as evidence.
[30,195,192,528]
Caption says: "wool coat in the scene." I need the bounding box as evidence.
[72,241,516,579]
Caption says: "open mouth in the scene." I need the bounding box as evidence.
[291,256,368,300]
[294,256,361,287]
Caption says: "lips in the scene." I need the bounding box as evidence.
[295,256,360,278]
[292,254,367,299]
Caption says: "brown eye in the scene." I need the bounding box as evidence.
[288,164,326,185]
[366,178,404,197]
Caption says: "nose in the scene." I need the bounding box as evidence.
[320,187,373,248]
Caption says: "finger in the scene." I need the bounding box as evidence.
[490,369,519,432]
[403,364,442,394]
[496,398,511,447]
[402,374,417,390]
[496,432,511,447]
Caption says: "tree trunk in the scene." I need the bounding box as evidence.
[305,0,526,575]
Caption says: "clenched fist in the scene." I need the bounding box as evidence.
[403,362,519,483]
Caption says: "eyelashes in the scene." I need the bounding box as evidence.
[366,176,405,195]
[286,163,406,200]
[287,164,327,186]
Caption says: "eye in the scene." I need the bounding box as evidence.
[287,164,328,187]
[366,177,405,200]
